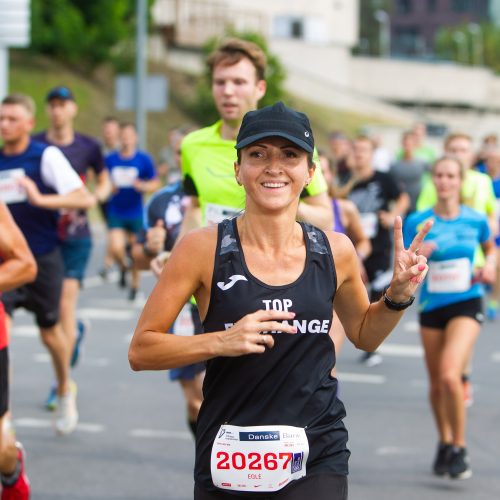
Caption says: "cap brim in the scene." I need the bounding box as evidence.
[235,131,313,153]
[46,94,75,102]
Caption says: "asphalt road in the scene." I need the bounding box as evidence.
[7,230,500,500]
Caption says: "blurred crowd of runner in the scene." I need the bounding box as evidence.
[0,36,499,498]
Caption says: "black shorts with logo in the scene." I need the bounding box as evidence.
[2,247,64,328]
[419,297,484,329]
[0,347,8,418]
[194,473,348,500]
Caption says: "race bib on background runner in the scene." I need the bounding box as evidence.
[427,258,471,293]
[0,168,27,204]
[111,167,139,188]
[360,212,378,239]
[211,424,309,493]
[172,304,195,336]
[204,203,241,226]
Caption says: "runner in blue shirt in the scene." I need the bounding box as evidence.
[105,122,159,300]
[0,93,95,436]
[404,155,496,480]
[33,86,112,410]
[132,180,204,437]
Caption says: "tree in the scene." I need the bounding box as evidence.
[353,0,391,56]
[435,23,500,73]
[30,0,151,70]
[178,30,287,126]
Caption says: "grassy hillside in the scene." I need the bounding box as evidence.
[9,50,195,158]
[9,50,394,158]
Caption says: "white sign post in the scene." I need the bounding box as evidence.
[0,0,31,99]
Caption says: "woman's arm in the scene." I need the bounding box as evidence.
[0,203,37,292]
[129,228,297,371]
[332,217,432,352]
[477,239,497,285]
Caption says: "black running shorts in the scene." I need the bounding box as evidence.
[0,347,8,418]
[419,297,484,329]
[2,247,64,328]
[194,474,348,500]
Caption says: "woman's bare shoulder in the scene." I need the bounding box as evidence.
[337,198,358,216]
[324,230,356,260]
[176,225,218,256]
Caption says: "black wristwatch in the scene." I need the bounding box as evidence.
[382,286,415,311]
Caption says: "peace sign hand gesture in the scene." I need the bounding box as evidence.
[386,216,433,303]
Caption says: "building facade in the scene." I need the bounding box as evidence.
[389,0,490,56]
[152,0,358,48]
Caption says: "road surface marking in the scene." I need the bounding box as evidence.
[378,343,423,357]
[14,418,105,433]
[11,325,38,337]
[337,372,386,384]
[376,446,419,456]
[79,308,137,320]
[130,428,192,440]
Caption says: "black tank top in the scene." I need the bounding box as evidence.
[195,218,350,492]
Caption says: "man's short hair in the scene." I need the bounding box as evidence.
[103,116,119,124]
[119,121,136,130]
[354,135,375,149]
[1,93,36,117]
[444,132,472,149]
[207,38,267,81]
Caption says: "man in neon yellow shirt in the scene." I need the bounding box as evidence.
[150,39,332,436]
[179,38,332,233]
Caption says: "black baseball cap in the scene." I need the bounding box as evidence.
[235,102,314,153]
[46,86,75,102]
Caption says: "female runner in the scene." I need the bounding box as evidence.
[404,156,495,479]
[130,102,430,499]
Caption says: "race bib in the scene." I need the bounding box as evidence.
[360,212,378,239]
[165,201,183,227]
[427,258,471,293]
[0,168,27,204]
[111,167,139,188]
[172,304,195,336]
[211,424,309,493]
[204,203,240,226]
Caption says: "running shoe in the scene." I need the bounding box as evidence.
[45,383,58,412]
[1,413,14,438]
[119,267,127,289]
[0,442,30,500]
[448,447,472,479]
[128,288,138,302]
[359,351,383,367]
[55,381,78,435]
[98,266,110,281]
[432,442,452,477]
[71,319,90,368]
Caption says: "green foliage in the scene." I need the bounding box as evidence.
[354,0,391,56]
[30,0,149,70]
[435,23,500,72]
[179,30,287,126]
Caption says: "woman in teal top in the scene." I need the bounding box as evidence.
[404,156,496,481]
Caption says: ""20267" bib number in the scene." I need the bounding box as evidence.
[216,451,293,471]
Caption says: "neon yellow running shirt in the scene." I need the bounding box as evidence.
[416,169,496,215]
[181,121,327,225]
